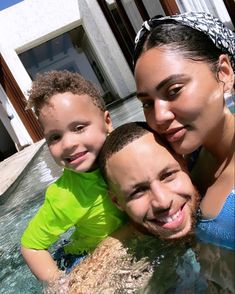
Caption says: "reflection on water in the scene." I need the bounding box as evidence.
[66,230,206,294]
[0,144,62,294]
[45,229,235,294]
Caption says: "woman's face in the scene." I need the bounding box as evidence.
[134,47,226,155]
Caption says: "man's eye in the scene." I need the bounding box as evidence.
[160,170,177,181]
[128,187,148,200]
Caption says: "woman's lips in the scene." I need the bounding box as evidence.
[164,127,187,143]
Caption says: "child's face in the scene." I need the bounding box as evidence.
[39,92,112,172]
[106,132,199,240]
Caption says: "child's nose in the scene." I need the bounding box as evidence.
[62,133,78,150]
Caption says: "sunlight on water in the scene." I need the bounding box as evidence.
[0,145,62,294]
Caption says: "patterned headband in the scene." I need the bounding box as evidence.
[134,12,235,71]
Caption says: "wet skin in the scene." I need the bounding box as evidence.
[39,92,112,172]
[134,48,230,155]
[107,132,199,240]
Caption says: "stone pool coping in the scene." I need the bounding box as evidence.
[0,139,46,196]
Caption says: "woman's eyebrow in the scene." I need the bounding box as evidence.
[136,74,188,98]
[156,74,187,91]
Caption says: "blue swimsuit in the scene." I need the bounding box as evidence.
[190,98,234,250]
[196,189,235,250]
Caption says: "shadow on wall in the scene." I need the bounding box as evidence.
[0,120,17,161]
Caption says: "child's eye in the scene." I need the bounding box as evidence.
[74,125,85,133]
[47,134,61,144]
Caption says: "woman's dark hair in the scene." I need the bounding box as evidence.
[133,20,223,74]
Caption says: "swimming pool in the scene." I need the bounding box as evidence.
[0,98,234,293]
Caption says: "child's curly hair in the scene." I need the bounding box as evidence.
[27,70,106,117]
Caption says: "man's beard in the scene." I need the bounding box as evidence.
[144,187,201,244]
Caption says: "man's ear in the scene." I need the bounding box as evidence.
[218,54,234,93]
[108,190,124,211]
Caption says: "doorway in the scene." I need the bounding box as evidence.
[19,26,118,104]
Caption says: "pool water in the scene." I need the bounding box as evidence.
[0,98,234,293]
[0,144,62,294]
[1,146,234,294]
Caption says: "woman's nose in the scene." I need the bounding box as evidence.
[154,100,174,125]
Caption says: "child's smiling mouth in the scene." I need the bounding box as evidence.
[66,151,88,164]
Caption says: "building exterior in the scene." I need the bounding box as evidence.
[0,0,234,160]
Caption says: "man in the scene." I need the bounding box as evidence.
[99,121,200,240]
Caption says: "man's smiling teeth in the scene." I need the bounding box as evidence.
[157,210,180,223]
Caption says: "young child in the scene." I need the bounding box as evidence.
[20,70,126,283]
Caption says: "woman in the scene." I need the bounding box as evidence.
[133,12,234,250]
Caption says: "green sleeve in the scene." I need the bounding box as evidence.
[21,169,127,253]
[64,196,126,254]
[21,182,77,250]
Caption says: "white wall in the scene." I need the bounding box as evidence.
[0,0,81,96]
[78,0,135,98]
[0,0,135,99]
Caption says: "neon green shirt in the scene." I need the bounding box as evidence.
[21,168,126,254]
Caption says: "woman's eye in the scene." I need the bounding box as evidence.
[168,85,183,97]
[142,101,154,109]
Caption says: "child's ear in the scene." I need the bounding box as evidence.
[108,190,124,211]
[104,111,113,133]
[218,54,234,93]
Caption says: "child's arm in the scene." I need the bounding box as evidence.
[21,246,62,282]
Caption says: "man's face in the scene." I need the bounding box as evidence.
[106,133,199,239]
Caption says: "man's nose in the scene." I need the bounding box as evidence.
[154,99,174,125]
[150,181,172,212]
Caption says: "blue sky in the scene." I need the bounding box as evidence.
[0,0,23,11]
